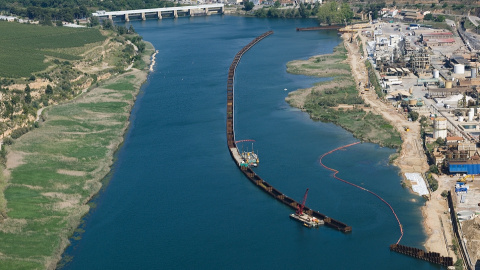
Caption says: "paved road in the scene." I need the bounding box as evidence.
[468,15,480,27]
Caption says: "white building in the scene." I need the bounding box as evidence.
[0,15,17,22]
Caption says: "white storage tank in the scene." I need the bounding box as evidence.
[434,129,448,139]
[458,116,465,122]
[433,69,439,78]
[433,117,447,139]
[434,117,447,129]
[472,68,477,79]
[469,108,475,121]
[454,64,465,74]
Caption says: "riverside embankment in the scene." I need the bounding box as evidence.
[288,28,453,267]
[0,40,155,269]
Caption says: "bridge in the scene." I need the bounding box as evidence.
[92,4,224,21]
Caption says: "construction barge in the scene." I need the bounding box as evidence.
[226,31,351,233]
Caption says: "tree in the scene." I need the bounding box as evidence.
[244,1,254,11]
[424,13,433,21]
[45,85,53,95]
[442,3,448,8]
[89,16,100,27]
[299,3,307,18]
[435,137,445,145]
[79,5,88,18]
[102,19,113,30]
[274,1,281,8]
[56,20,63,26]
[435,15,445,22]
[317,2,353,25]
[25,84,31,93]
[40,16,53,26]
[429,164,439,174]
[129,25,136,34]
[408,111,419,121]
[137,42,146,53]
[25,92,32,104]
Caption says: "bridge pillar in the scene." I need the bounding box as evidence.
[125,13,129,22]
[141,12,146,20]
[157,11,162,19]
[173,10,178,18]
[108,14,113,20]
[189,9,194,17]
[221,6,225,14]
[205,8,209,15]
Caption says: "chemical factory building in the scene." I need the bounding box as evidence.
[449,161,480,174]
[421,32,454,40]
[424,38,455,47]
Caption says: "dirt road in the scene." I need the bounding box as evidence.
[344,33,454,258]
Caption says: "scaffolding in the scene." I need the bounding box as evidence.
[410,49,430,71]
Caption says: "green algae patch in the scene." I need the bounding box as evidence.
[286,43,401,148]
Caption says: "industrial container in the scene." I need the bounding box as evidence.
[433,69,439,78]
[469,108,475,122]
[445,81,452,88]
[409,99,416,105]
[454,64,465,74]
[472,68,477,79]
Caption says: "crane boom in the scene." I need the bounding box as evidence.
[296,188,309,215]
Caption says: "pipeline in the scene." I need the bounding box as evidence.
[226,31,351,233]
[319,142,453,267]
[296,25,343,31]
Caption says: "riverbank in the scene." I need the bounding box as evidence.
[285,43,402,149]
[0,41,155,269]
[286,30,452,259]
[342,33,453,259]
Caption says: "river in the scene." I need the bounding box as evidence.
[61,15,439,269]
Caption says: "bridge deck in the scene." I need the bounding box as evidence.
[92,4,224,16]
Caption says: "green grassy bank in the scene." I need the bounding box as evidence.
[0,42,154,269]
[286,43,402,148]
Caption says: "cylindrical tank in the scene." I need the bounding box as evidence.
[433,69,439,78]
[472,68,477,79]
[434,117,447,129]
[469,108,475,121]
[458,116,464,122]
[434,129,447,139]
[454,64,465,74]
[409,87,413,94]
[446,81,452,88]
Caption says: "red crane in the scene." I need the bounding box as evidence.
[296,188,309,215]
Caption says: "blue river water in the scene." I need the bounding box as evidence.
[61,16,440,269]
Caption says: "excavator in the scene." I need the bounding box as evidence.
[458,175,474,183]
